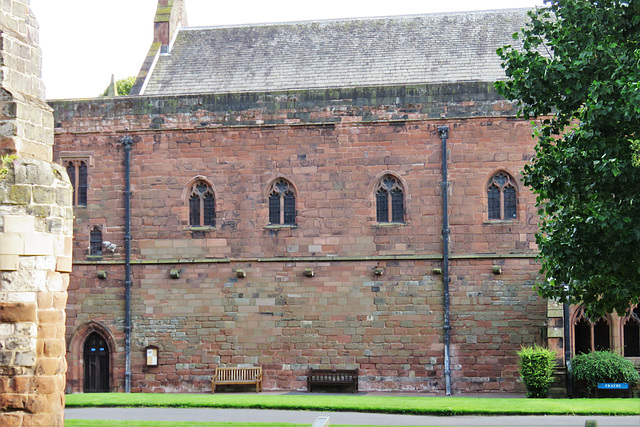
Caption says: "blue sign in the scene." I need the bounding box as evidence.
[597,383,629,389]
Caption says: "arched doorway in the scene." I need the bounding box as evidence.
[84,332,110,392]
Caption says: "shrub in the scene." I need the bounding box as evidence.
[517,345,557,398]
[572,351,640,396]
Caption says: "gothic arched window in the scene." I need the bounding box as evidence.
[573,306,611,355]
[487,172,517,220]
[65,160,88,206]
[269,179,296,225]
[375,175,404,223]
[189,181,215,227]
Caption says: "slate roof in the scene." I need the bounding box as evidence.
[140,8,530,96]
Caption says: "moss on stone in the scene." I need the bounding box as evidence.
[7,185,31,204]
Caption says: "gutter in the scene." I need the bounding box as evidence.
[438,125,452,396]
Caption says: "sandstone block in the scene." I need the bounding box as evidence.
[55,256,71,273]
[0,233,24,255]
[23,233,54,256]
[0,302,36,323]
[14,350,35,366]
[0,412,24,426]
[2,216,34,233]
[0,254,19,271]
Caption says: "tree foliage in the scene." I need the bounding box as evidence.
[101,76,136,96]
[496,0,640,317]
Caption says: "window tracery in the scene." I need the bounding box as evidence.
[487,172,517,220]
[375,175,404,223]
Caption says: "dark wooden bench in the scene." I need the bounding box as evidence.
[307,368,358,393]
[212,366,262,393]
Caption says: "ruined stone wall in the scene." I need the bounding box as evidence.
[0,1,71,425]
[53,90,546,394]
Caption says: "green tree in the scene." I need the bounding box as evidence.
[101,76,136,96]
[496,0,640,317]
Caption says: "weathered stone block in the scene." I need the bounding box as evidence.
[2,215,34,233]
[0,302,36,323]
[0,233,24,255]
[14,350,35,366]
[23,233,54,256]
[0,254,19,270]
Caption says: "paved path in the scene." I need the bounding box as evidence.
[65,408,640,426]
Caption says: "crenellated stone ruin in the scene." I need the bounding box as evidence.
[0,1,71,425]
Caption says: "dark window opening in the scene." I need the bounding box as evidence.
[284,191,296,225]
[375,175,404,223]
[593,318,611,351]
[65,160,88,206]
[269,193,280,224]
[89,227,102,256]
[188,181,215,227]
[624,306,640,357]
[574,317,591,355]
[487,172,517,220]
[269,179,296,225]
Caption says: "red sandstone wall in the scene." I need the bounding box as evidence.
[54,103,545,394]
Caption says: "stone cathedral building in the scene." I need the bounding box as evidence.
[49,0,640,394]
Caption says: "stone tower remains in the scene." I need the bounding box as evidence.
[0,1,72,425]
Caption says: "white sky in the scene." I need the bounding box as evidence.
[30,0,545,100]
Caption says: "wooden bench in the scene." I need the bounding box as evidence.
[307,368,358,393]
[212,366,262,393]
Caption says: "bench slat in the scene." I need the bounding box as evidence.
[212,367,262,394]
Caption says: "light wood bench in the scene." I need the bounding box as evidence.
[212,366,262,393]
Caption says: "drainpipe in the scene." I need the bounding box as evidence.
[438,125,452,396]
[122,135,133,393]
[563,301,572,397]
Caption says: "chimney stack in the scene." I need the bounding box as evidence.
[130,0,187,96]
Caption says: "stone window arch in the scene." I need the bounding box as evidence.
[188,180,215,227]
[623,305,640,357]
[268,178,296,225]
[89,226,102,256]
[487,171,517,220]
[375,174,405,223]
[65,159,88,206]
[573,306,611,355]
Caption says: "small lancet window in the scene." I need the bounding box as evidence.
[65,160,88,206]
[189,181,215,227]
[268,179,296,225]
[375,175,404,223]
[89,227,102,256]
[487,172,517,220]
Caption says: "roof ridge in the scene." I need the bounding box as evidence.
[179,7,533,32]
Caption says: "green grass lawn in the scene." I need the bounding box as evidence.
[65,422,407,427]
[65,393,640,416]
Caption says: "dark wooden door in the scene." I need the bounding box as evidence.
[84,332,109,392]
